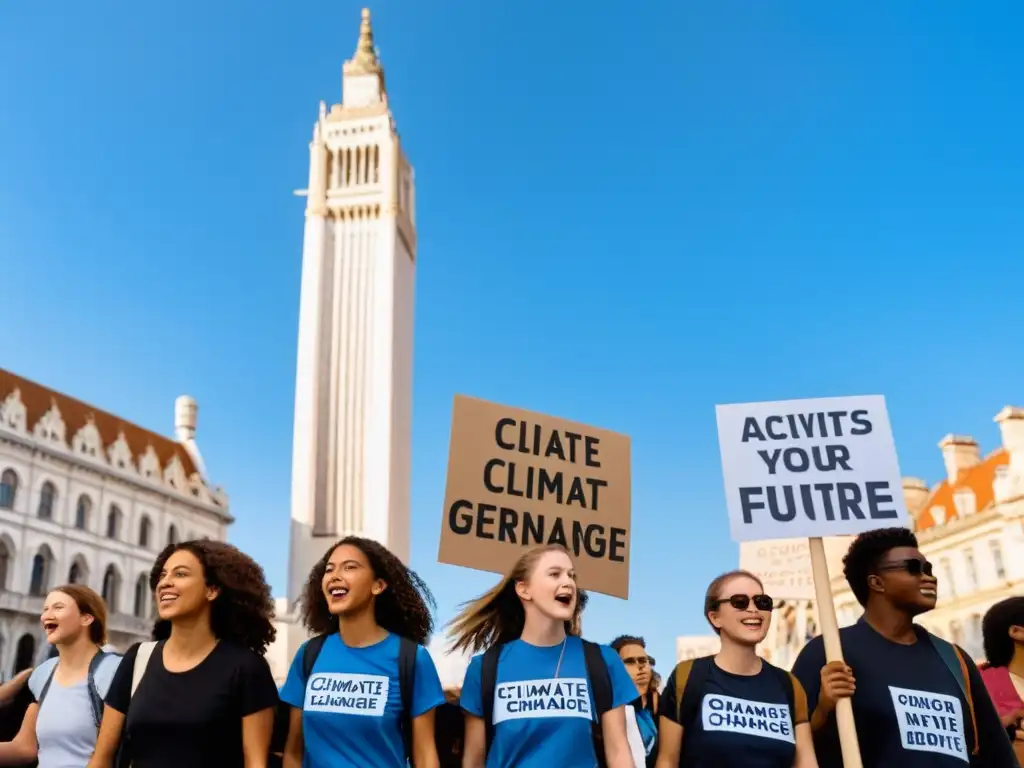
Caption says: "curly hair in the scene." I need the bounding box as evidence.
[299,536,436,645]
[610,635,645,652]
[447,544,589,654]
[150,540,276,655]
[982,596,1024,668]
[842,527,919,607]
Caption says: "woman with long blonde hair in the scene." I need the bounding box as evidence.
[450,544,637,768]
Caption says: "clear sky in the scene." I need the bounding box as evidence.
[2,1,1023,673]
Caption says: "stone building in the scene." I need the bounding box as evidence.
[0,367,230,676]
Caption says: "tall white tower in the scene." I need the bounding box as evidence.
[288,8,416,606]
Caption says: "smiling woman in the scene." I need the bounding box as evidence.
[278,536,446,768]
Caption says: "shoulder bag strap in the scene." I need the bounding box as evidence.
[36,663,57,710]
[481,644,502,756]
[398,637,418,765]
[86,650,112,729]
[301,634,329,684]
[131,642,157,698]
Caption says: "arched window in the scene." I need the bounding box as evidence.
[29,545,53,597]
[68,557,87,585]
[37,481,56,520]
[139,516,152,549]
[0,539,10,590]
[13,634,35,675]
[74,495,91,530]
[0,469,18,510]
[106,505,122,540]
[101,565,121,613]
[133,574,149,618]
[167,524,179,547]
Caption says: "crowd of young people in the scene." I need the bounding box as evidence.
[0,526,1020,767]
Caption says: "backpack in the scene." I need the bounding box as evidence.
[295,634,419,764]
[37,650,121,730]
[672,656,796,728]
[923,632,979,758]
[480,639,613,767]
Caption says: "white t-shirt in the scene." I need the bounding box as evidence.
[28,653,122,768]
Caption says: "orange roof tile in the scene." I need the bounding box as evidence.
[0,367,198,479]
[915,449,1009,530]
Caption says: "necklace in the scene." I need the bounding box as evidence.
[553,636,568,679]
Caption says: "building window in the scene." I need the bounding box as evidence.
[102,565,120,613]
[37,481,56,521]
[989,539,1007,580]
[167,524,178,547]
[13,634,35,675]
[106,505,122,540]
[963,549,978,589]
[74,495,91,530]
[953,488,976,518]
[940,558,956,597]
[0,540,10,590]
[68,560,84,585]
[29,545,53,597]
[139,516,152,549]
[133,574,149,618]
[967,613,983,660]
[0,469,18,510]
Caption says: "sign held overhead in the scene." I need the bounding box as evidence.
[438,395,632,599]
[716,395,908,542]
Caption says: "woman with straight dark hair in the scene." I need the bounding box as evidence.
[279,536,445,768]
[0,584,120,767]
[451,544,637,768]
[87,540,280,768]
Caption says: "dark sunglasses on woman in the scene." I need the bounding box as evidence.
[712,594,775,612]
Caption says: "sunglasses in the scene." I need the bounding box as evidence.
[621,656,651,668]
[877,558,933,577]
[711,594,775,612]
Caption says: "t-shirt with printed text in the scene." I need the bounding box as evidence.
[278,632,445,768]
[105,640,280,768]
[792,619,1018,768]
[459,636,638,768]
[658,658,808,768]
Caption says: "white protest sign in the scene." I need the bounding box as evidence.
[739,535,855,601]
[716,395,907,542]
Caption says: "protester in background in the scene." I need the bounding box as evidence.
[280,536,444,768]
[650,668,662,695]
[88,540,279,768]
[656,570,816,768]
[979,597,1024,763]
[450,544,636,768]
[792,527,1017,768]
[611,635,659,767]
[0,585,120,767]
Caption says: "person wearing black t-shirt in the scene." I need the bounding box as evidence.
[657,569,818,768]
[792,527,1019,768]
[87,540,280,768]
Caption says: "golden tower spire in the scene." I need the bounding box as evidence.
[345,8,383,76]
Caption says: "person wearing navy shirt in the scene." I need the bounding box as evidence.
[656,570,817,768]
[449,544,637,768]
[280,536,445,768]
[791,527,1019,768]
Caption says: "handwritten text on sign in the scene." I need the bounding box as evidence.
[716,395,908,542]
[438,395,631,598]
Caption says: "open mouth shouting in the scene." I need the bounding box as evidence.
[553,590,575,608]
[159,591,179,608]
[42,620,59,637]
[919,586,938,600]
[327,585,350,603]
[740,617,764,630]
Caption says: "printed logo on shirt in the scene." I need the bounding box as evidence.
[889,686,968,764]
[700,694,794,744]
[492,677,592,724]
[304,673,390,717]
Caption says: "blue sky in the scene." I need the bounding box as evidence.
[2,1,1023,672]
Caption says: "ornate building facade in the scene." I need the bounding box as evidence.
[678,404,1024,668]
[0,368,231,677]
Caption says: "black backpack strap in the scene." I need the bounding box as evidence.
[86,650,118,729]
[582,640,613,768]
[481,644,502,757]
[398,637,418,765]
[37,663,57,709]
[678,656,714,727]
[301,634,329,683]
[763,663,796,721]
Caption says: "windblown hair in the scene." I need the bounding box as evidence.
[51,584,108,645]
[150,540,277,655]
[982,596,1024,668]
[447,544,588,654]
[300,536,435,645]
[703,569,765,634]
[842,527,919,606]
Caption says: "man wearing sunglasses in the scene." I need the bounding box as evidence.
[792,527,1019,767]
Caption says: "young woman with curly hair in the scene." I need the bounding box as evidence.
[451,544,637,768]
[279,536,445,768]
[87,540,279,768]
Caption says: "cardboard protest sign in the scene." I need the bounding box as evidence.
[716,395,907,542]
[739,535,854,601]
[439,395,631,599]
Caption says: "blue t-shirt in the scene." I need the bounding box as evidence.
[460,637,638,768]
[279,633,445,768]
